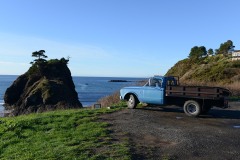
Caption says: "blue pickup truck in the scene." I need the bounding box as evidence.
[120,76,230,117]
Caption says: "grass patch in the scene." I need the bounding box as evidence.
[0,107,130,160]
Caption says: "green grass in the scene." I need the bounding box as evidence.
[0,106,130,160]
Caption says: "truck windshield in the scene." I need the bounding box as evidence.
[144,78,162,87]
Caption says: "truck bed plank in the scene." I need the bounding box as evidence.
[165,86,229,99]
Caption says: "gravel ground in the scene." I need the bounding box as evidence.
[100,102,240,160]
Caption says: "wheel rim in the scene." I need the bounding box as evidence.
[128,96,134,106]
[187,103,197,113]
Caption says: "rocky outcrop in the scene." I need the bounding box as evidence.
[4,58,82,116]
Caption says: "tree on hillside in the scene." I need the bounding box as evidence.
[207,48,214,56]
[189,46,207,60]
[31,50,48,64]
[217,40,234,55]
[199,46,207,56]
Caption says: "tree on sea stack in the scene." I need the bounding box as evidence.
[4,50,82,116]
[30,50,48,65]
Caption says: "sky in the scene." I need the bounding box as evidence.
[0,0,240,77]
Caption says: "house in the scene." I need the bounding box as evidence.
[232,50,240,61]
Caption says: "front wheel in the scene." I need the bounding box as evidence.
[127,94,138,109]
[183,100,201,117]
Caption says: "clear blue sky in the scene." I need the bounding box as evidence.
[0,0,239,77]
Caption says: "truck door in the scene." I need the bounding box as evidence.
[143,78,164,104]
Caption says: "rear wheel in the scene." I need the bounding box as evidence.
[183,100,201,117]
[127,94,138,109]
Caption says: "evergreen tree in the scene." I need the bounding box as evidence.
[218,40,234,55]
[189,46,207,60]
[31,50,48,64]
[207,48,214,56]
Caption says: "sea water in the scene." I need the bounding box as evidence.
[0,75,145,116]
[0,75,18,117]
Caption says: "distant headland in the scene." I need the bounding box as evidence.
[108,80,131,82]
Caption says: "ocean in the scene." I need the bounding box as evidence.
[0,75,145,117]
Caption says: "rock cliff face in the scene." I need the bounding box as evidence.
[4,58,82,116]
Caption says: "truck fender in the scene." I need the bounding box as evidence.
[124,93,139,103]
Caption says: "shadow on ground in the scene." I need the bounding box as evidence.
[201,109,240,119]
[137,105,240,119]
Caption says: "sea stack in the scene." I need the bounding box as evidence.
[4,50,82,116]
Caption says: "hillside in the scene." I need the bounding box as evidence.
[165,55,240,95]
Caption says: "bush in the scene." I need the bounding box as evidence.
[231,60,240,68]
[97,92,123,108]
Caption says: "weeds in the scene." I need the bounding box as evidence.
[97,91,129,109]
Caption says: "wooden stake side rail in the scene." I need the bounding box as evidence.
[165,85,230,99]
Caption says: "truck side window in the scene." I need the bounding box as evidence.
[150,79,157,87]
[145,78,162,87]
[144,79,152,86]
[151,79,162,87]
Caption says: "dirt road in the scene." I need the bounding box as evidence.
[100,102,240,160]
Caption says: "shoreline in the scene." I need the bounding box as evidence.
[0,110,12,117]
[0,103,92,117]
[0,103,4,117]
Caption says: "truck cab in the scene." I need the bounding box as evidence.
[120,76,178,107]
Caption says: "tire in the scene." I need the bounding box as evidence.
[127,94,138,109]
[183,100,201,117]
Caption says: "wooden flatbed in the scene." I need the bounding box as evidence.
[166,85,231,99]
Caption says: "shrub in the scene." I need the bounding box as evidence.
[97,92,122,107]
